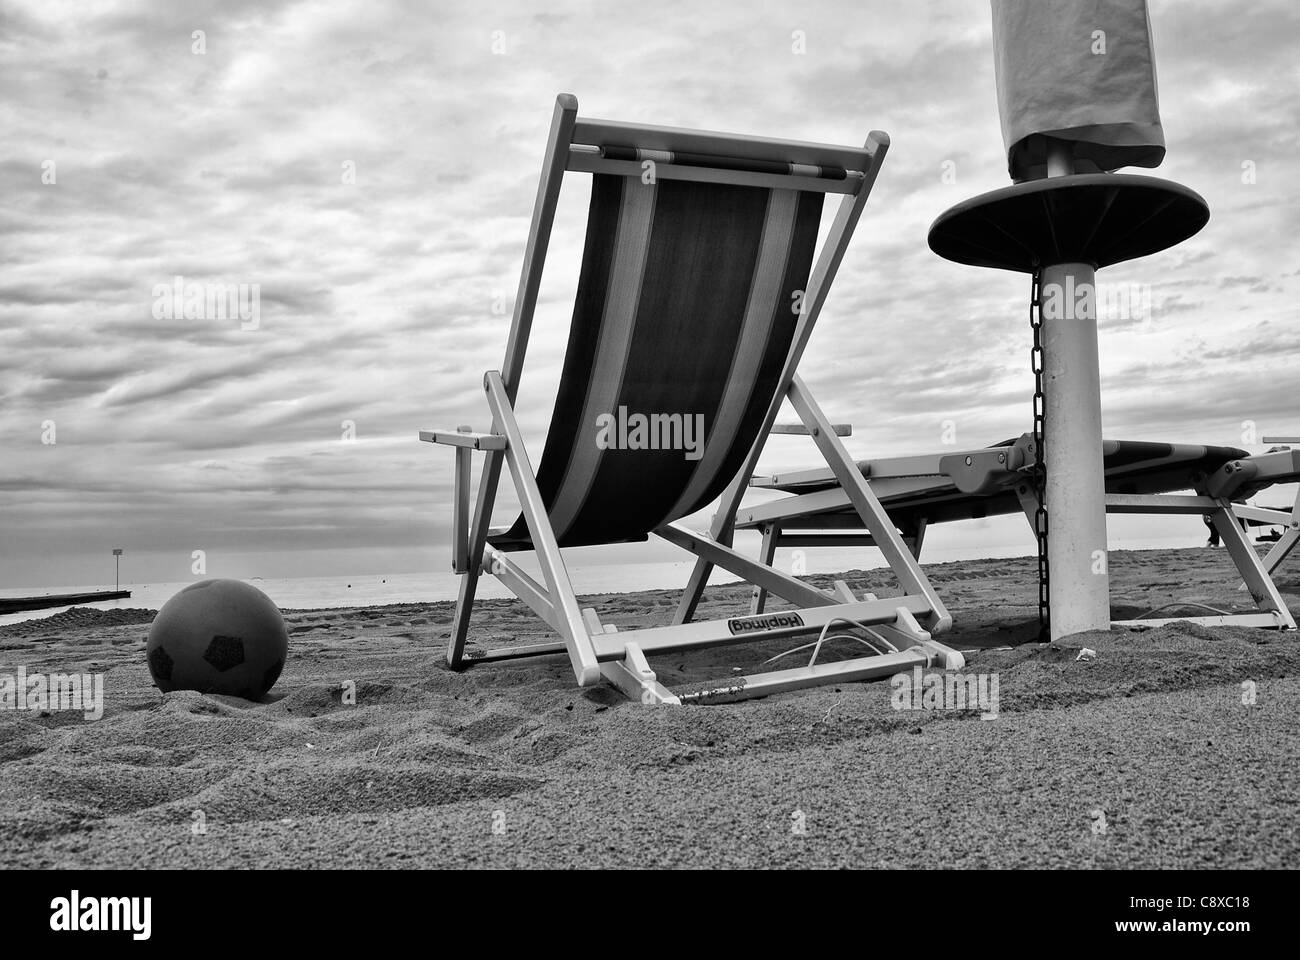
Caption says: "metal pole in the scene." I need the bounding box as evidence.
[1045,137,1074,178]
[1040,261,1110,637]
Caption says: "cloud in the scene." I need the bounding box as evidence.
[1,0,1297,587]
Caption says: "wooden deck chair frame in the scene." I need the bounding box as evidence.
[733,434,1297,632]
[421,94,961,705]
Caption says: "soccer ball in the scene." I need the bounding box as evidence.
[146,579,289,700]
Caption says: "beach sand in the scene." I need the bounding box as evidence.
[2,546,1297,869]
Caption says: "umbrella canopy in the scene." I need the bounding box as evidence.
[992,0,1166,181]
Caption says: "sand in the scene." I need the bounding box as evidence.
[1,546,1297,869]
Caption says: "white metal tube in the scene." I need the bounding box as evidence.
[1040,261,1110,637]
[1045,137,1074,178]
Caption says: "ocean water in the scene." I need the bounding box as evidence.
[0,534,1208,627]
[0,560,731,627]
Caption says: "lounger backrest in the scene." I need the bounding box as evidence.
[493,117,875,549]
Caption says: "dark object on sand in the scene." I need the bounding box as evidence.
[0,590,131,614]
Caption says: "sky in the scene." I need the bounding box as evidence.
[2,0,1299,589]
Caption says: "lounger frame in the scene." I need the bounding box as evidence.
[738,436,1297,632]
[1219,448,1300,592]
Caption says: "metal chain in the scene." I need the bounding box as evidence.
[1029,267,1050,642]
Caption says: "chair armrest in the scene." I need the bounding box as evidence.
[419,428,507,451]
[421,426,507,574]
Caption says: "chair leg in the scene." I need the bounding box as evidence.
[447,446,506,669]
[673,469,751,624]
[448,563,481,669]
[674,557,713,625]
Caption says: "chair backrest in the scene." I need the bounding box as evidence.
[492,98,883,550]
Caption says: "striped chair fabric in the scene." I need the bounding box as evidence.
[492,171,823,550]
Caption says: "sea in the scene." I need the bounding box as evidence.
[0,533,1210,627]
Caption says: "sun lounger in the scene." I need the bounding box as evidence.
[1215,447,1300,588]
[740,434,1296,631]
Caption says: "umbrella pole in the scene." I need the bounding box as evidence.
[1040,261,1110,637]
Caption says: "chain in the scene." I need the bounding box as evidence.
[1029,267,1050,642]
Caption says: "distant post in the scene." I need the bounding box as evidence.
[112,548,123,591]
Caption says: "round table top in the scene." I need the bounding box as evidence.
[927,173,1210,274]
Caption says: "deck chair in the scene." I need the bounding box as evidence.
[420,94,962,705]
[736,433,1297,631]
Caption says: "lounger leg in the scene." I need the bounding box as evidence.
[1209,499,1296,628]
[910,517,928,561]
[1014,483,1040,532]
[750,522,781,614]
[1261,524,1300,578]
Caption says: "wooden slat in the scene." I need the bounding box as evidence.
[420,429,507,450]
[566,152,859,194]
[593,594,936,659]
[676,647,930,705]
[1114,613,1287,630]
[656,522,834,609]
[571,116,877,171]
[482,546,561,633]
[466,642,570,663]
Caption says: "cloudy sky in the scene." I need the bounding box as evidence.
[2,0,1298,589]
